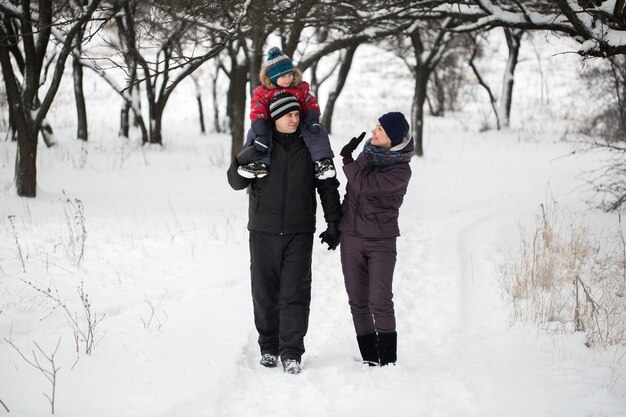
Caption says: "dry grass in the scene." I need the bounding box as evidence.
[499,202,626,347]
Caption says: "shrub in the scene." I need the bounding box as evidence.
[499,202,626,347]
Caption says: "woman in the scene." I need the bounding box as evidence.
[338,112,413,366]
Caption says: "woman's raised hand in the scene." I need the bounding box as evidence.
[340,132,366,158]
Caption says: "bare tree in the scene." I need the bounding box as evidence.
[222,38,253,158]
[0,4,58,147]
[299,27,342,98]
[467,28,524,129]
[220,0,329,157]
[426,47,468,116]
[321,44,360,134]
[388,18,459,156]
[499,27,524,127]
[222,0,414,158]
[308,55,342,98]
[297,3,420,139]
[80,0,248,145]
[221,0,282,158]
[0,0,108,197]
[134,0,247,145]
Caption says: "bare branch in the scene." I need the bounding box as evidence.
[4,337,61,414]
[0,399,8,413]
[299,23,412,71]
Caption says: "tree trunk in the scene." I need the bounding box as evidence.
[119,82,138,138]
[411,70,429,157]
[73,34,88,141]
[227,63,248,158]
[619,60,626,136]
[249,49,264,97]
[310,62,320,97]
[144,70,162,145]
[134,111,149,144]
[116,0,138,138]
[428,71,445,117]
[120,101,130,138]
[192,74,206,135]
[132,85,142,127]
[211,62,221,133]
[246,3,268,97]
[122,86,148,143]
[197,94,206,135]
[0,33,37,196]
[149,108,163,145]
[499,29,523,128]
[322,44,358,134]
[17,128,38,197]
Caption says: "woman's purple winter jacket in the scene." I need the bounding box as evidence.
[339,138,413,239]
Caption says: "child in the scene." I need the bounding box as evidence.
[238,47,335,179]
[338,112,413,366]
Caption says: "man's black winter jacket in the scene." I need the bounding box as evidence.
[227,128,341,234]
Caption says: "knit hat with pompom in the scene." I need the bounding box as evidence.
[265,47,295,86]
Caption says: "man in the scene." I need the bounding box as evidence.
[227,92,341,374]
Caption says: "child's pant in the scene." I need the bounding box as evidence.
[245,116,334,166]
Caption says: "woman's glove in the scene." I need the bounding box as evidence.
[340,132,366,158]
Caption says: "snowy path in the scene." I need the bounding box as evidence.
[196,214,482,417]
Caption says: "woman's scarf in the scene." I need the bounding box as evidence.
[363,139,413,167]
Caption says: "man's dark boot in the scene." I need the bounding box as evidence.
[356,333,379,366]
[377,331,397,366]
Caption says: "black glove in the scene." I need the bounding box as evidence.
[235,146,264,166]
[340,132,366,158]
[319,223,340,250]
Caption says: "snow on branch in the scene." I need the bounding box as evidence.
[429,0,626,57]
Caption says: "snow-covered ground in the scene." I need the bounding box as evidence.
[1,34,625,416]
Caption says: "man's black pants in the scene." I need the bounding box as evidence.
[249,230,313,361]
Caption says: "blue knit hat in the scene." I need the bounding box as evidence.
[265,47,295,86]
[378,112,410,146]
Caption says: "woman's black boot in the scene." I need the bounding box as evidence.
[377,331,397,366]
[356,333,379,366]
